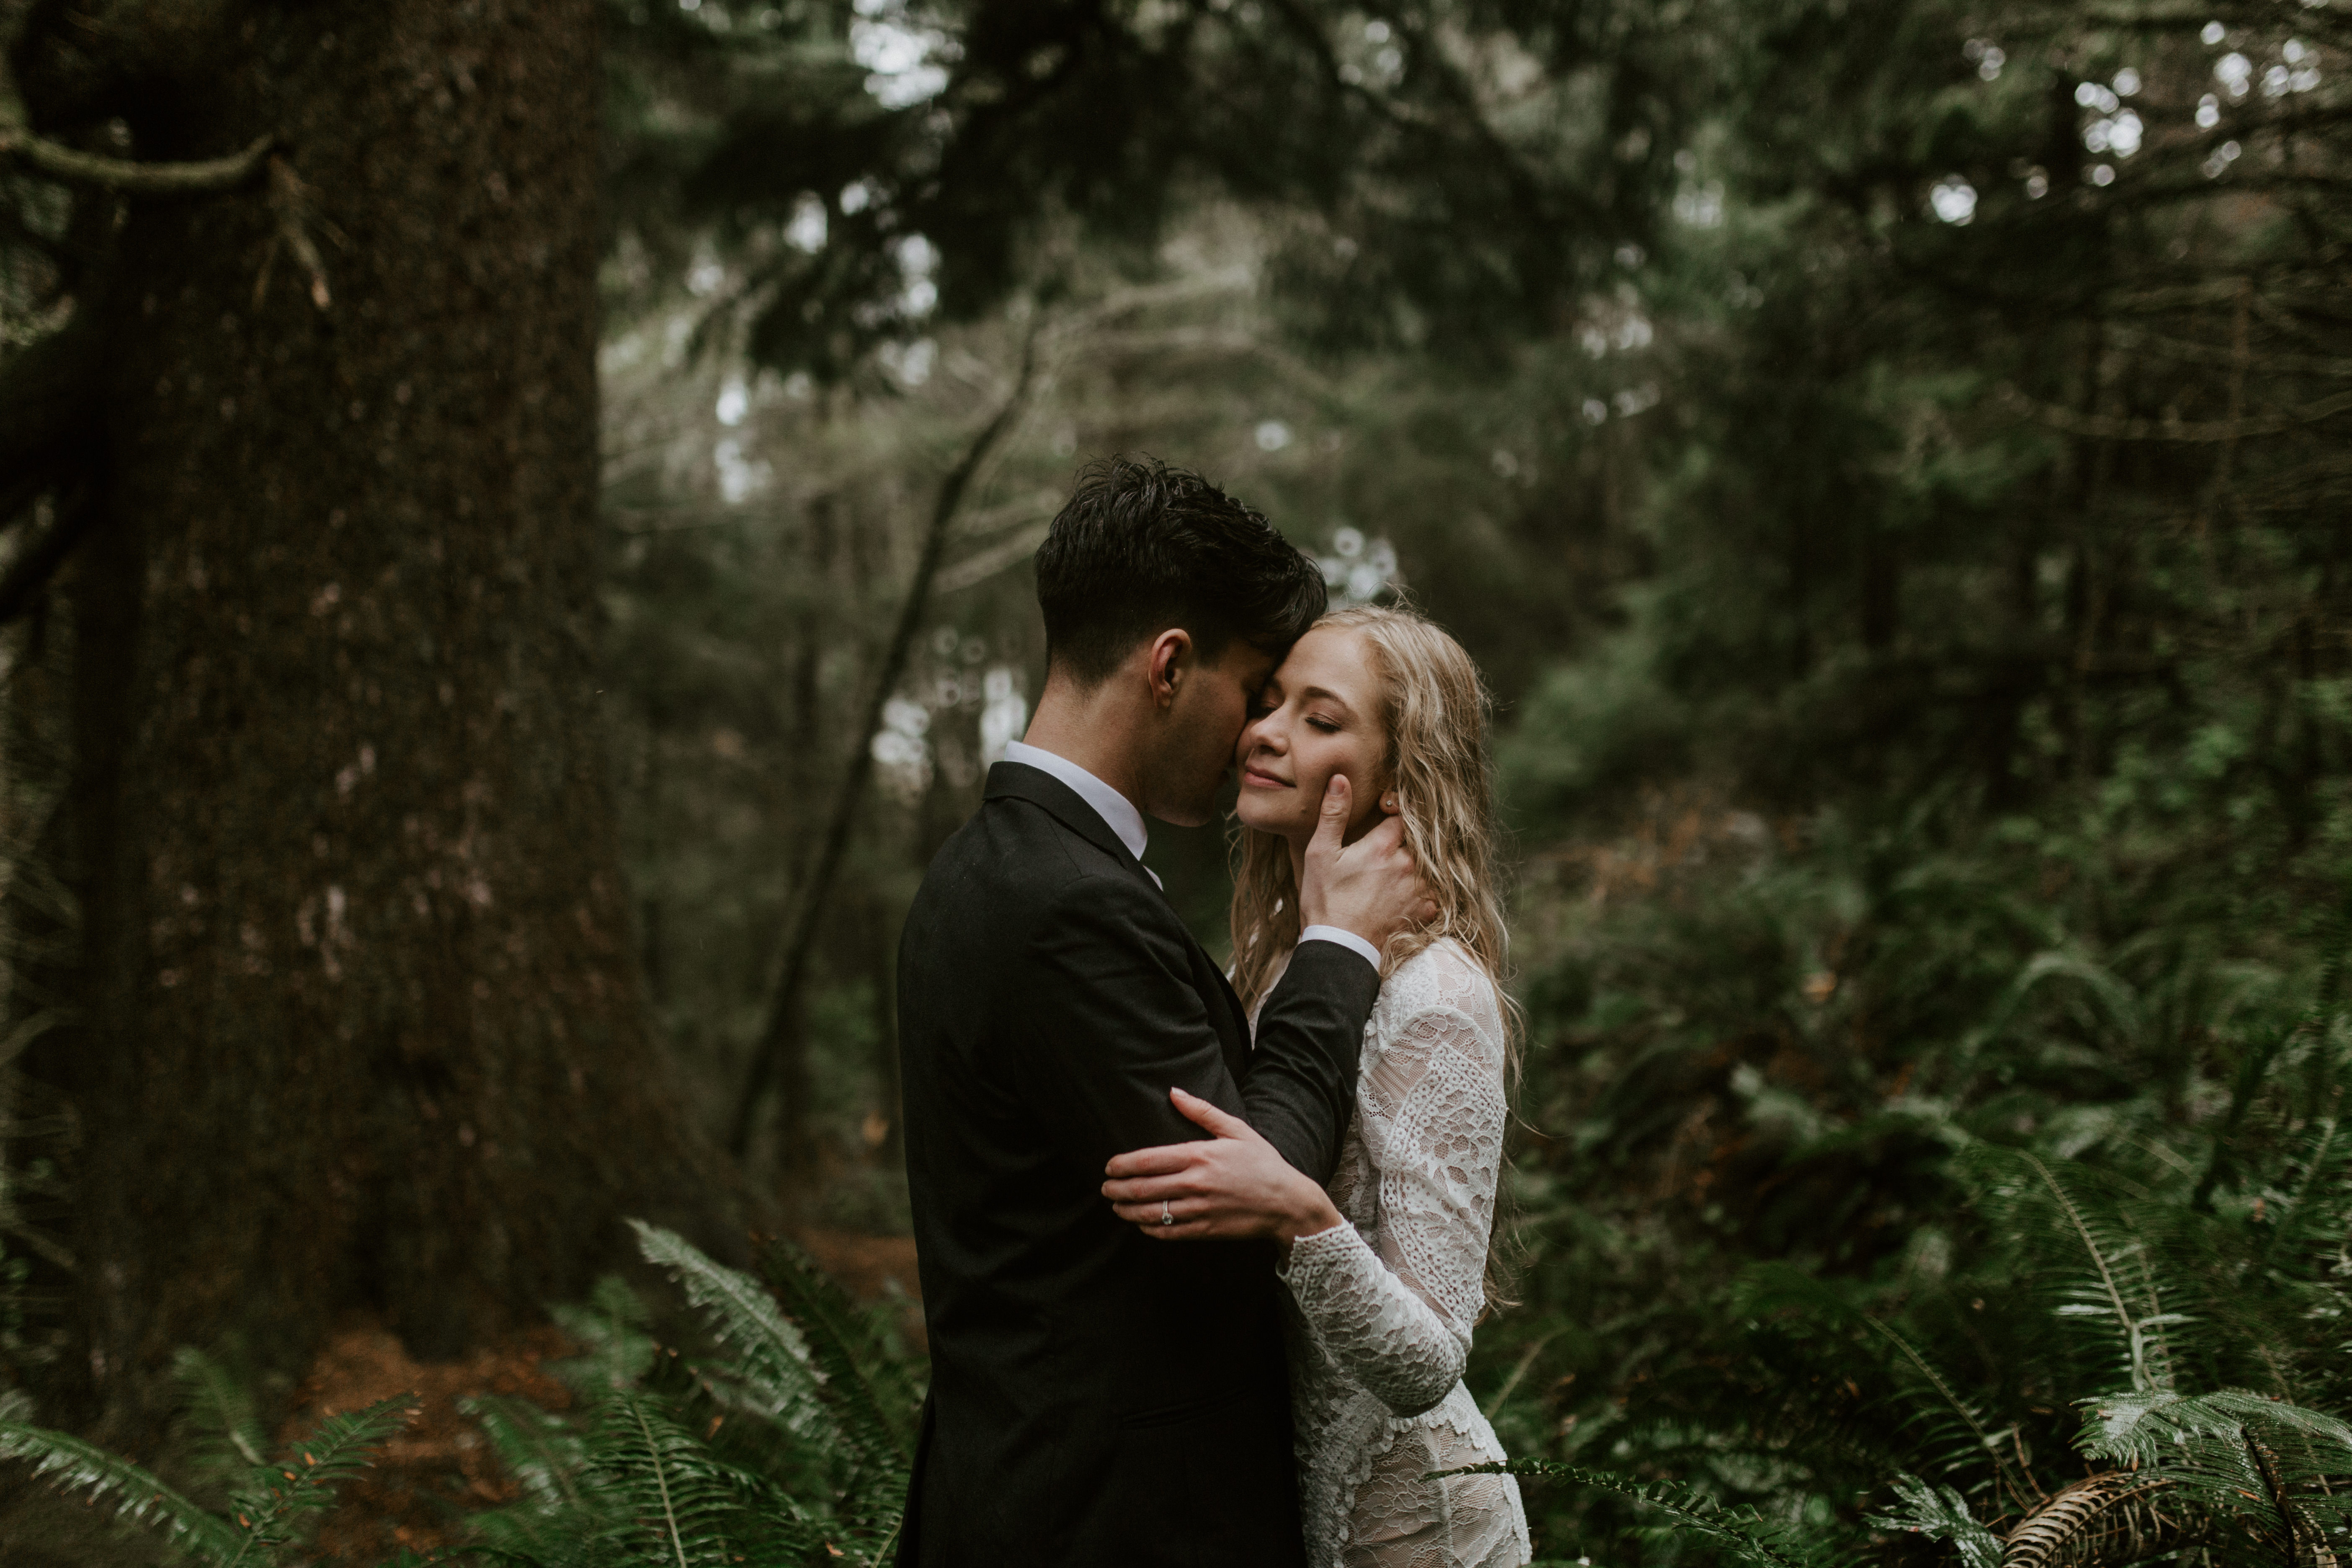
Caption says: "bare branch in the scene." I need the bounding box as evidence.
[726,325,1046,1160]
[0,130,273,195]
[261,155,331,308]
[932,521,1050,596]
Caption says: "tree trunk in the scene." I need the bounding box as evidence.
[21,0,742,1435]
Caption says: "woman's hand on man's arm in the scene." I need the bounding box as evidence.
[1103,1088,1346,1253]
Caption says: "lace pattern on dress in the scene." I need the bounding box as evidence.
[1263,941,1531,1568]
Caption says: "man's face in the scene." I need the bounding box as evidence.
[1144,640,1277,827]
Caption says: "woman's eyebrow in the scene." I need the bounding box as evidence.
[1298,684,1353,712]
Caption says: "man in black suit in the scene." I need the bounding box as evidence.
[896,457,1426,1565]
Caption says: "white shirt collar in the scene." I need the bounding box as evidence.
[1002,741,1150,864]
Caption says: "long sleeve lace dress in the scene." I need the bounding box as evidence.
[1254,939,1531,1568]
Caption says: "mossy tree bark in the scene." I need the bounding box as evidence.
[11,0,743,1436]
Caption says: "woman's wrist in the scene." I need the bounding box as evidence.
[1277,1191,1345,1246]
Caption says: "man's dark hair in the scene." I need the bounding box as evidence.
[1034,456,1327,685]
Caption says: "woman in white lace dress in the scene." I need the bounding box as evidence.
[1104,606,1531,1568]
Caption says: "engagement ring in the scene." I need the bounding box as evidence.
[1159,1200,1173,1227]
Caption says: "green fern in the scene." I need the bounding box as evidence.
[172,1346,267,1475]
[1443,1459,1826,1568]
[580,1390,743,1568]
[755,1236,922,1481]
[0,1393,245,1561]
[2074,1387,2352,1549]
[627,1220,825,1434]
[468,1225,919,1567]
[219,1394,418,1565]
[0,1386,414,1565]
[1868,1474,2001,1568]
[1957,1144,2187,1394]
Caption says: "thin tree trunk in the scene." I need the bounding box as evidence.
[727,331,1039,1158]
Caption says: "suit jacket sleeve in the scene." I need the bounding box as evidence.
[1241,941,1380,1185]
[1017,872,1380,1186]
[1016,873,1255,1171]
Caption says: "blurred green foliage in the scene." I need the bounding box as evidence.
[590,0,2350,1558]
[7,0,2342,1557]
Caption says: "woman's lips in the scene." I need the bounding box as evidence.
[1240,766,1291,789]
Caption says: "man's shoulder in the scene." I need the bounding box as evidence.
[913,790,1144,919]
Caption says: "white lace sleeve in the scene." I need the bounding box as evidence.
[1281,973,1508,1420]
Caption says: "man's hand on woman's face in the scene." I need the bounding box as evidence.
[1102,1088,1344,1248]
[1296,775,1436,951]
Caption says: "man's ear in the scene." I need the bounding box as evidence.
[1145,629,1194,710]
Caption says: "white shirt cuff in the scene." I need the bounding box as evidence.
[1298,925,1381,970]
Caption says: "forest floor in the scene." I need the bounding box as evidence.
[0,1229,922,1565]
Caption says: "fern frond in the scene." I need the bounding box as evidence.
[172,1346,266,1475]
[1867,1474,2001,1568]
[1440,1460,1824,1568]
[1980,951,2145,1055]
[2066,1390,2352,1558]
[1734,1262,2032,1511]
[1995,1471,2201,1568]
[0,1408,245,1562]
[550,1275,660,1393]
[629,1222,825,1434]
[583,1390,740,1568]
[2256,1112,2352,1278]
[2076,1387,2352,1470]
[281,1392,416,1488]
[221,1392,415,1561]
[758,1238,923,1476]
[1960,1145,2177,1392]
[465,1393,588,1510]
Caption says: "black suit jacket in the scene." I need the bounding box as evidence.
[895,761,1380,1567]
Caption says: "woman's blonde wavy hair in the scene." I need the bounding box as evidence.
[1226,603,1522,1304]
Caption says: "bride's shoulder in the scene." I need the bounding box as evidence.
[1381,938,1500,1021]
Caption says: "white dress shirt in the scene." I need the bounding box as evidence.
[1001,740,1380,970]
